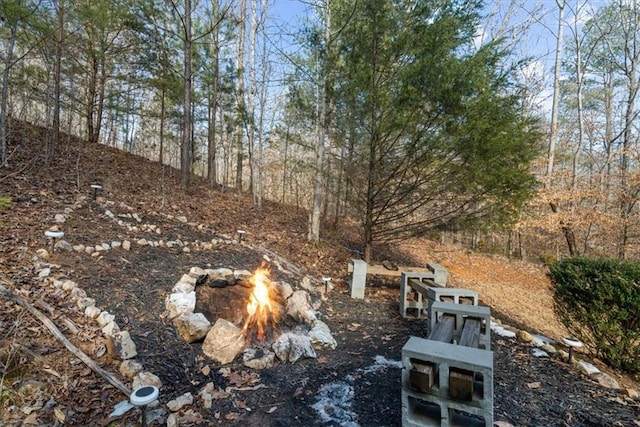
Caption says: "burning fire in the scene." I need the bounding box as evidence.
[243,266,281,340]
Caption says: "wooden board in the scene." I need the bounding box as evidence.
[427,315,455,343]
[449,368,474,401]
[409,360,435,393]
[408,278,435,296]
[348,263,429,276]
[459,318,481,348]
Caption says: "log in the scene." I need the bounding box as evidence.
[0,283,131,397]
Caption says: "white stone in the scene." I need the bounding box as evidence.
[179,274,197,286]
[55,240,73,251]
[35,249,49,259]
[96,311,116,327]
[531,348,549,358]
[73,244,85,252]
[201,319,245,364]
[309,320,337,350]
[123,240,131,251]
[85,305,102,319]
[137,238,148,246]
[167,392,193,412]
[172,280,195,294]
[133,213,142,223]
[102,321,121,336]
[62,280,78,292]
[173,313,211,343]
[273,332,316,363]
[243,348,276,370]
[94,245,104,252]
[105,210,115,219]
[132,371,163,390]
[111,241,122,249]
[577,361,600,376]
[177,216,188,223]
[38,268,51,278]
[70,287,87,299]
[286,290,317,327]
[189,267,206,278]
[107,331,137,360]
[101,242,111,250]
[85,246,94,254]
[54,214,66,223]
[275,281,294,301]
[119,359,144,378]
[165,291,196,319]
[77,297,96,311]
[592,372,620,389]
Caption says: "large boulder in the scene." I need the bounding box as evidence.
[202,319,245,364]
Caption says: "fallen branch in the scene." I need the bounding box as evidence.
[0,282,131,397]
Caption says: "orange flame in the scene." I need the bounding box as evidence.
[243,266,281,340]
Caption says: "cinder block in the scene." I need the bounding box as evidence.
[400,272,437,318]
[429,302,491,350]
[427,263,448,286]
[349,259,367,299]
[401,336,493,427]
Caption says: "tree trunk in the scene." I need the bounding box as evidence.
[235,0,247,191]
[182,0,193,189]
[50,0,64,163]
[207,13,220,187]
[1,21,17,168]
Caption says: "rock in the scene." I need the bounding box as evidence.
[94,244,104,252]
[199,382,230,409]
[38,268,51,278]
[91,251,100,258]
[273,332,316,363]
[70,287,87,299]
[233,269,252,281]
[172,279,195,294]
[85,246,94,254]
[275,281,294,301]
[35,249,49,259]
[85,305,101,319]
[167,413,179,427]
[165,291,196,319]
[189,267,207,278]
[592,372,620,390]
[96,311,116,327]
[206,268,236,287]
[136,238,148,246]
[132,371,162,390]
[300,276,313,291]
[54,214,66,223]
[202,319,245,364]
[104,210,115,219]
[516,330,533,343]
[133,213,142,223]
[55,240,73,251]
[531,348,549,358]
[167,392,193,412]
[309,320,337,350]
[286,290,317,327]
[77,297,96,311]
[62,280,78,292]
[173,313,211,343]
[623,388,639,400]
[494,422,516,427]
[177,215,188,223]
[243,347,276,369]
[119,359,144,378]
[109,400,134,418]
[122,240,131,251]
[540,344,557,354]
[111,241,122,249]
[577,360,600,376]
[107,331,137,360]
[102,321,120,336]
[72,244,85,252]
[101,242,111,250]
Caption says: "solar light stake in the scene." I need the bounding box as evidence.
[237,229,246,244]
[90,184,103,201]
[322,276,332,293]
[44,230,64,252]
[130,385,159,427]
[562,337,583,364]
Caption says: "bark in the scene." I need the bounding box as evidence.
[182,0,193,189]
[235,0,247,191]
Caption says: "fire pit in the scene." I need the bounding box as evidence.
[165,264,336,369]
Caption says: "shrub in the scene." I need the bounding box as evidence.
[549,257,640,373]
[0,195,10,212]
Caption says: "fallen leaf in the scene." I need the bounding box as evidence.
[225,412,240,420]
[266,406,278,414]
[54,407,66,423]
[527,382,541,389]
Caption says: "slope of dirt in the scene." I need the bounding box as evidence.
[1,125,638,426]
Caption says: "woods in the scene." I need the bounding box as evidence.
[2,0,640,261]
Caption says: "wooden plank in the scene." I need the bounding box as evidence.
[459,318,481,348]
[409,360,435,393]
[427,315,455,343]
[347,263,430,276]
[449,367,474,401]
[408,278,435,296]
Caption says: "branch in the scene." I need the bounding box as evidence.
[0,280,131,397]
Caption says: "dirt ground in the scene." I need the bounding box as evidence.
[1,128,639,426]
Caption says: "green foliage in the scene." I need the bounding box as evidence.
[539,252,557,267]
[0,195,11,212]
[549,257,640,373]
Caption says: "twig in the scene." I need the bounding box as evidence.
[0,282,131,397]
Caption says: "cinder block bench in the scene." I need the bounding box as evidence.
[348,260,440,300]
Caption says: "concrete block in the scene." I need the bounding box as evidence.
[427,263,448,286]
[429,302,491,350]
[402,336,493,427]
[349,259,367,299]
[400,272,436,318]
